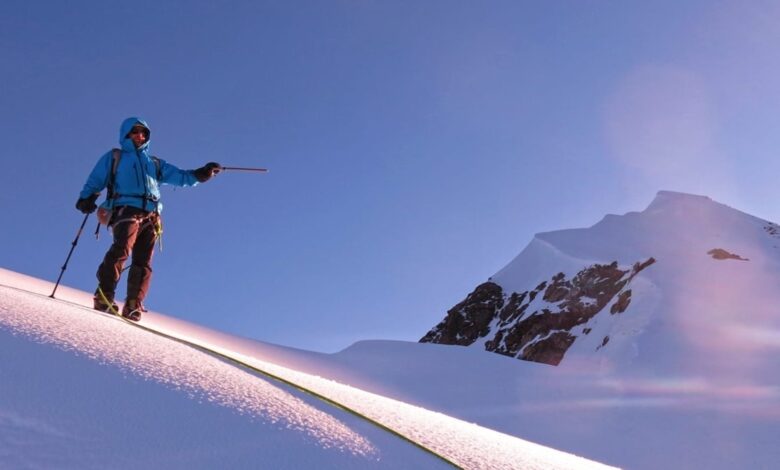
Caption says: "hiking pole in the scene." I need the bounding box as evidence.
[50,212,90,298]
[221,166,269,173]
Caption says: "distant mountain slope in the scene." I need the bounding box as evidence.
[422,191,780,371]
[422,257,655,365]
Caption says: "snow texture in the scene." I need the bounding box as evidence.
[0,268,613,470]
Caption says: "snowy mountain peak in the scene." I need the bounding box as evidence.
[646,189,713,209]
[422,191,780,373]
[639,189,759,226]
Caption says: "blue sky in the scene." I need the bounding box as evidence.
[3,1,780,352]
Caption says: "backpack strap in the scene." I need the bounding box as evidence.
[107,148,122,200]
[94,149,122,235]
[150,156,162,181]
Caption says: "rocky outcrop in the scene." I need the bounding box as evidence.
[419,282,504,345]
[421,258,656,366]
[707,248,748,261]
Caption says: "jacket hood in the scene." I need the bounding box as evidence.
[119,117,151,151]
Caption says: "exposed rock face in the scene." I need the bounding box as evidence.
[421,258,656,366]
[419,282,504,346]
[707,248,749,261]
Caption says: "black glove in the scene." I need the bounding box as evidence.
[75,193,99,214]
[193,162,222,183]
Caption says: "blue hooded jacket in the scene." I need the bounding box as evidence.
[79,117,200,213]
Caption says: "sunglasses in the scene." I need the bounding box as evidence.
[128,127,149,137]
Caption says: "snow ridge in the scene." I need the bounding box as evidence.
[0,286,377,457]
[0,270,616,470]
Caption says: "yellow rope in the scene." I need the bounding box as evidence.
[96,286,120,316]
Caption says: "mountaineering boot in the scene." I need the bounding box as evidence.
[122,299,144,322]
[93,291,118,314]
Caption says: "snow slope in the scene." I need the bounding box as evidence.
[0,268,613,470]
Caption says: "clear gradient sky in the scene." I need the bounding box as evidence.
[2,1,780,352]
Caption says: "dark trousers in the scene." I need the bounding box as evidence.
[96,206,160,303]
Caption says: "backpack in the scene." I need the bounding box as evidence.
[96,149,162,226]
